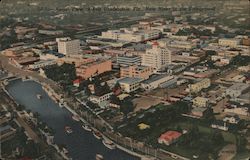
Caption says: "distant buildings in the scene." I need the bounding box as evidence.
[158,131,182,145]
[76,59,112,79]
[57,37,80,55]
[142,42,171,71]
[218,38,240,48]
[38,30,64,36]
[100,28,161,42]
[120,65,154,80]
[188,78,211,93]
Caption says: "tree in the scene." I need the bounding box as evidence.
[85,87,91,96]
[211,130,224,145]
[110,95,121,105]
[120,100,134,118]
[236,135,247,152]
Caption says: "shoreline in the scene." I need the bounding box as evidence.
[3,77,149,160]
[3,79,71,160]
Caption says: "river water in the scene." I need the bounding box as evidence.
[6,79,139,160]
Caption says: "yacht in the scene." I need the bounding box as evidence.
[36,94,42,99]
[102,138,116,150]
[59,102,64,108]
[82,124,92,132]
[65,126,73,134]
[93,130,102,140]
[72,114,80,122]
[96,154,104,160]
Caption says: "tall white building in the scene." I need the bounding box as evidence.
[57,38,80,55]
[142,42,171,71]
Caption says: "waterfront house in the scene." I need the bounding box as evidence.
[158,131,182,145]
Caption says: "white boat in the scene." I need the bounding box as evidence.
[59,102,64,108]
[65,126,73,134]
[82,124,92,132]
[62,147,69,154]
[96,154,104,160]
[102,138,116,150]
[93,130,102,140]
[36,94,42,99]
[72,115,80,122]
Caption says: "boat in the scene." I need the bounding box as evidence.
[65,126,73,134]
[72,114,80,122]
[59,102,64,108]
[102,138,116,150]
[96,154,104,160]
[62,147,69,154]
[36,94,42,99]
[93,130,102,140]
[82,124,92,132]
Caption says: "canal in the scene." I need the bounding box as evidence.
[6,79,139,160]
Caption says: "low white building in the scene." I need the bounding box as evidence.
[226,83,250,98]
[88,92,113,108]
[118,77,142,93]
[223,115,240,124]
[141,74,175,91]
[211,121,229,131]
[28,60,57,70]
[218,38,240,48]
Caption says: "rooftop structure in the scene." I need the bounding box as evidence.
[76,59,112,79]
[142,42,171,71]
[158,131,182,146]
[57,38,80,55]
[118,77,142,93]
[120,65,154,80]
[226,83,250,98]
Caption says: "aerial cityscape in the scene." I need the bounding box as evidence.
[0,0,249,160]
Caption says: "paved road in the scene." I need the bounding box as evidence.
[0,54,61,92]
[16,116,40,143]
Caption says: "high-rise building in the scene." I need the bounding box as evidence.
[142,42,171,71]
[57,38,80,55]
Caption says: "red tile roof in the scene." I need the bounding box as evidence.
[159,131,182,142]
[73,79,81,84]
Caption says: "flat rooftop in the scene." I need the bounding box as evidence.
[142,74,170,84]
[118,77,142,85]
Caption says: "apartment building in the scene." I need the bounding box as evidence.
[189,78,211,93]
[141,42,171,71]
[57,37,80,55]
[76,59,112,79]
[120,65,154,80]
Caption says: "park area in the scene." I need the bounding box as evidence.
[118,102,239,159]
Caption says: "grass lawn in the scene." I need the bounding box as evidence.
[175,122,236,143]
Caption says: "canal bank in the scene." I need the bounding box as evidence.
[5,79,140,160]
